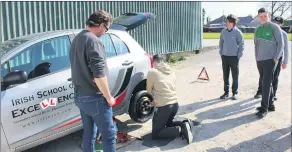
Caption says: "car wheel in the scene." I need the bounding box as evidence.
[129,90,154,123]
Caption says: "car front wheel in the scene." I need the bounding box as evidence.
[129,90,154,123]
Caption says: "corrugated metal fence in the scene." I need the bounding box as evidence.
[0,1,202,54]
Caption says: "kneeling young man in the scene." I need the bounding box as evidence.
[146,54,193,144]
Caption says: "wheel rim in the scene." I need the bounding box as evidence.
[138,96,152,116]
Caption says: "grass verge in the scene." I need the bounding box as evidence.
[203,32,292,41]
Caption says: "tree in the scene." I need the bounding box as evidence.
[261,1,292,19]
[202,8,206,25]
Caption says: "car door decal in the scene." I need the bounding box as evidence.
[110,69,127,97]
[110,66,133,98]
[49,66,134,131]
[49,116,82,132]
[115,66,133,97]
[113,66,133,107]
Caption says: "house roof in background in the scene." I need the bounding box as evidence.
[238,16,254,23]
[208,15,226,25]
[208,15,254,25]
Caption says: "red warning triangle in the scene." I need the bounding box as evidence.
[197,67,210,81]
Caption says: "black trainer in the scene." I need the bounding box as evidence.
[268,106,276,111]
[181,122,193,144]
[231,94,238,100]
[256,106,275,112]
[256,109,268,118]
[256,107,263,111]
[254,92,262,99]
[273,96,278,101]
[220,93,229,99]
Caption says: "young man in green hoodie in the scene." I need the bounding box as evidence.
[254,8,284,118]
[146,54,193,144]
[254,16,289,102]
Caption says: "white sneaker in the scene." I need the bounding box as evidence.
[181,122,193,144]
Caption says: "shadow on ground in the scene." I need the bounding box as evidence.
[192,98,260,142]
[207,126,292,152]
[195,98,258,120]
[115,119,143,133]
[178,98,229,115]
[123,98,261,151]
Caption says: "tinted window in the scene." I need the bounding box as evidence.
[110,35,129,55]
[1,62,9,79]
[99,34,116,57]
[9,47,32,76]
[8,36,71,80]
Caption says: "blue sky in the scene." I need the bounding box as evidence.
[202,2,291,21]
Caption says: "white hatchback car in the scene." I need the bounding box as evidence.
[1,13,155,152]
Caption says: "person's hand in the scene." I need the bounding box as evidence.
[106,96,116,107]
[151,100,157,107]
[274,58,279,64]
[282,64,287,69]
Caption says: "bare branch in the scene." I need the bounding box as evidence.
[273,2,287,14]
[272,1,277,9]
[279,2,292,16]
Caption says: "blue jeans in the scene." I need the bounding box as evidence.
[75,93,117,152]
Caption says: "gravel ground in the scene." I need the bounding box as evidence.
[25,40,291,152]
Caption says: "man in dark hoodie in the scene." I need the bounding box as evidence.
[254,8,284,118]
[254,16,289,102]
[146,54,193,144]
[219,14,245,100]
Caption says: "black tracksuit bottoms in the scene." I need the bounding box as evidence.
[257,59,278,111]
[221,55,239,95]
[257,57,282,96]
[152,103,182,139]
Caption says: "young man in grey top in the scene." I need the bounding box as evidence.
[254,8,284,118]
[70,10,117,152]
[254,16,289,102]
[219,14,244,100]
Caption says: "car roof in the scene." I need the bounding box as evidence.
[0,29,127,60]
[8,29,125,42]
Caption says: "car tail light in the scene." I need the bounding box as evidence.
[144,53,154,68]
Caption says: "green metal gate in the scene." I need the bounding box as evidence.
[0,1,202,54]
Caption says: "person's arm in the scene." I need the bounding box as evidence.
[254,28,258,60]
[94,77,111,100]
[273,24,284,61]
[219,30,224,56]
[146,71,154,96]
[236,30,244,59]
[87,41,113,103]
[282,32,289,66]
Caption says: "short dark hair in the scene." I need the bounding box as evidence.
[86,10,112,27]
[273,16,284,24]
[153,54,164,63]
[258,8,268,14]
[226,14,238,26]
